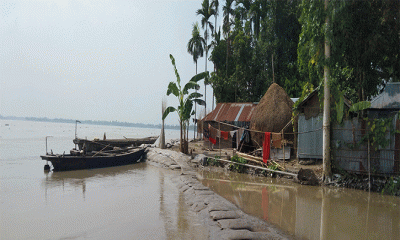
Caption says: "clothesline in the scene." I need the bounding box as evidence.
[206,120,324,135]
[204,122,286,164]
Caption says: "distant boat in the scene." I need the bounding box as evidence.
[73,136,158,152]
[41,146,147,171]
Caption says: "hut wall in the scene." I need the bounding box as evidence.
[332,116,398,175]
[332,119,367,172]
[301,93,321,119]
[297,114,323,159]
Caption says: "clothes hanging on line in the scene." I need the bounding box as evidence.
[208,124,218,140]
[220,131,229,140]
[241,129,251,143]
[230,130,236,138]
[209,137,217,145]
[237,128,244,149]
[263,132,271,164]
[203,128,209,139]
[232,131,237,149]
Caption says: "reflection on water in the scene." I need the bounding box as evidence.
[199,170,400,240]
[42,163,148,200]
[158,171,208,240]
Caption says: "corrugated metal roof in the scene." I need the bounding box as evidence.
[203,102,257,122]
[371,82,400,109]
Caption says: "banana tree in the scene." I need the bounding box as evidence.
[163,54,207,153]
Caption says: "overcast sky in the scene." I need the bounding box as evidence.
[0,0,219,125]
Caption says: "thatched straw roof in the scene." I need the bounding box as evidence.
[250,83,294,147]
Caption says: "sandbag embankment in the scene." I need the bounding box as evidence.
[145,147,199,173]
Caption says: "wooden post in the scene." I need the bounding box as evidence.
[219,122,221,156]
[282,131,285,170]
[368,137,371,191]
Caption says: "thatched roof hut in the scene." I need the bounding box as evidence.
[250,83,294,147]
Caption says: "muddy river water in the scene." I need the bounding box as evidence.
[1,120,399,239]
[199,170,400,239]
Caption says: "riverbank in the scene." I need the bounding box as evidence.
[165,139,400,196]
[145,147,291,239]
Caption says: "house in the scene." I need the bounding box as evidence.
[365,82,400,174]
[297,83,400,175]
[201,102,257,149]
[296,88,352,160]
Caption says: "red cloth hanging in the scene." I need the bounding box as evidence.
[220,131,229,140]
[263,132,271,164]
[209,137,217,145]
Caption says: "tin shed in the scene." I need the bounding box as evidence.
[296,89,352,160]
[334,83,400,175]
[201,102,257,149]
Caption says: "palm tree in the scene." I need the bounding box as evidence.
[211,0,219,40]
[187,22,205,76]
[211,0,219,111]
[223,0,234,77]
[196,0,214,116]
[209,27,221,110]
[187,22,205,139]
[163,54,207,153]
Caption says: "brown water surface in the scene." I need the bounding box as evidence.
[1,121,206,239]
[199,170,400,240]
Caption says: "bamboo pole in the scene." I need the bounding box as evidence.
[282,130,285,170]
[207,156,297,177]
[219,122,221,156]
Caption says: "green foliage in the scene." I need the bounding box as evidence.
[349,101,371,113]
[382,177,400,196]
[191,0,400,107]
[207,156,221,167]
[209,0,302,103]
[299,0,400,102]
[365,118,393,151]
[343,116,395,151]
[292,82,314,131]
[268,164,279,171]
[163,54,207,153]
[229,155,248,173]
[297,0,326,87]
[187,22,205,72]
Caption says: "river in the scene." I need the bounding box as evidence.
[1,120,209,239]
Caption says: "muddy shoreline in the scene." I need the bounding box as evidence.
[145,147,291,240]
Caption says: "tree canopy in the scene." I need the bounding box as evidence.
[189,0,400,104]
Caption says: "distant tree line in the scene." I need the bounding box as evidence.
[188,0,400,105]
[0,115,186,130]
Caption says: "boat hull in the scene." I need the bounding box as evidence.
[41,148,147,171]
[73,137,158,152]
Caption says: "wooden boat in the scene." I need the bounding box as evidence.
[73,136,158,152]
[41,146,147,171]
